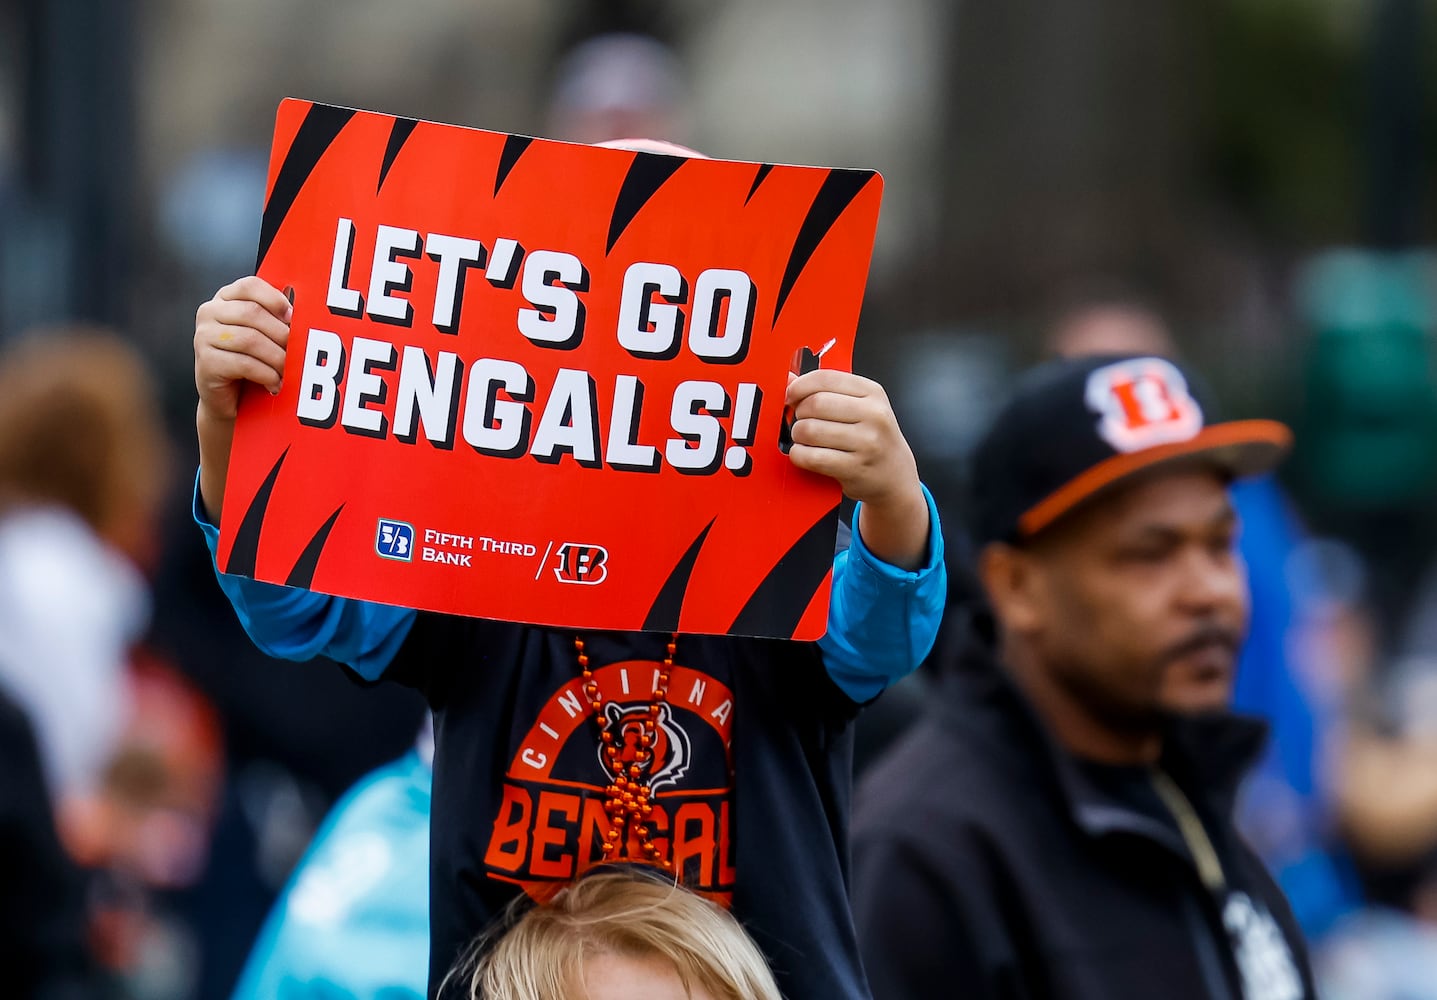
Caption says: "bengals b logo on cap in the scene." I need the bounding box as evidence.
[969,352,1292,544]
[1085,357,1204,453]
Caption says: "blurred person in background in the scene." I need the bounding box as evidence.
[77,653,225,1000]
[0,329,167,821]
[0,328,172,998]
[1321,664,1437,998]
[1043,289,1356,939]
[230,717,433,1000]
[854,353,1313,999]
[448,867,783,1000]
[546,31,689,147]
[1314,553,1437,998]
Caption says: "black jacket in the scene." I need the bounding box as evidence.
[852,643,1315,1000]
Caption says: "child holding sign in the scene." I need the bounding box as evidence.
[195,272,942,998]
[193,136,944,997]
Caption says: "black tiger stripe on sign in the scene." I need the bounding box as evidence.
[643,518,716,632]
[377,116,419,194]
[605,152,686,254]
[772,169,875,326]
[494,134,534,196]
[285,505,345,589]
[728,504,842,638]
[744,163,775,205]
[256,103,356,268]
[226,448,289,578]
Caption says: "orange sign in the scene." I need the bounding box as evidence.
[218,99,884,639]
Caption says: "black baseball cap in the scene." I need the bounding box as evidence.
[968,354,1292,545]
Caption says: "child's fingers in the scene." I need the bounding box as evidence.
[199,346,283,394]
[204,297,291,348]
[785,442,849,480]
[789,417,872,454]
[785,369,879,406]
[792,390,877,425]
[203,323,288,374]
[216,275,294,322]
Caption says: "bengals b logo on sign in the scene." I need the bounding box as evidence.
[554,543,609,585]
[1085,358,1204,453]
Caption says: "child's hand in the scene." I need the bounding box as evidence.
[194,276,293,423]
[193,276,292,521]
[785,370,930,570]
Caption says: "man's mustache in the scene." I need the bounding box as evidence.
[1160,623,1242,666]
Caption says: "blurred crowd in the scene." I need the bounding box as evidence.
[2,1,1437,997]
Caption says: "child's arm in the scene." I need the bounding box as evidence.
[786,370,946,701]
[785,370,930,570]
[192,277,413,677]
[195,276,292,522]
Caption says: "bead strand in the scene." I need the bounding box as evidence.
[576,634,675,871]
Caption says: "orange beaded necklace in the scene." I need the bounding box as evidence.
[575,634,676,870]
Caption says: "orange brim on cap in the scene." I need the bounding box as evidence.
[1015,419,1294,539]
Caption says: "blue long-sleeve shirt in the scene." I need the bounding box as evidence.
[195,479,946,702]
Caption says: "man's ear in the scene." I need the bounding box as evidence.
[977,542,1045,636]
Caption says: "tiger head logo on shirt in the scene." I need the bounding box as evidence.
[598,701,692,792]
[484,658,736,905]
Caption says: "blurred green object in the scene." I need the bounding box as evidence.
[1296,249,1437,512]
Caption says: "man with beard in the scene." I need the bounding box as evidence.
[853,353,1316,999]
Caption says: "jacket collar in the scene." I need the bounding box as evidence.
[1056,713,1269,846]
[937,612,1270,846]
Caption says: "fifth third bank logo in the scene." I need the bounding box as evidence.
[553,543,608,585]
[375,519,414,562]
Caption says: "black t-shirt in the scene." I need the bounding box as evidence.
[387,616,870,1000]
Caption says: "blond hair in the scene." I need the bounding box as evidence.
[452,868,784,1000]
